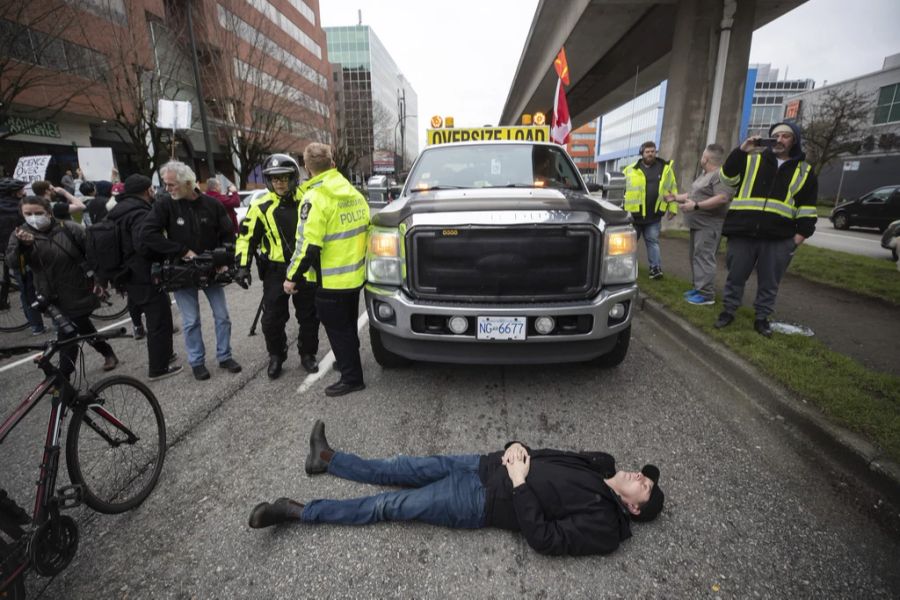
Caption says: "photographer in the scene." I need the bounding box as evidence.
[5,195,118,377]
[107,174,181,381]
[139,161,242,381]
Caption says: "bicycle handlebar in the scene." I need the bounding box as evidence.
[0,327,129,360]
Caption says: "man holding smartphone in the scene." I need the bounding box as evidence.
[714,121,818,337]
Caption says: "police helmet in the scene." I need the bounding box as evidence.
[0,178,27,195]
[262,153,301,195]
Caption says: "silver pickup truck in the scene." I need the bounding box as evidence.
[364,141,638,368]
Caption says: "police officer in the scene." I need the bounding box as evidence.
[283,143,369,397]
[235,154,320,379]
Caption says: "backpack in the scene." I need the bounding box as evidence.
[85,219,129,288]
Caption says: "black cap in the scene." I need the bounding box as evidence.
[123,174,152,195]
[631,464,665,522]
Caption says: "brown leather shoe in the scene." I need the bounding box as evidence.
[102,354,119,372]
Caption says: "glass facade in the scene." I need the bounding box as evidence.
[746,64,814,138]
[326,25,418,179]
[594,82,666,172]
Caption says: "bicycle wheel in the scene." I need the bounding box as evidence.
[0,274,28,333]
[91,293,129,321]
[66,376,166,514]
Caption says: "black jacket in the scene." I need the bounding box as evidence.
[479,443,633,556]
[5,220,98,318]
[721,121,818,239]
[106,194,161,304]
[139,193,234,260]
[0,193,23,255]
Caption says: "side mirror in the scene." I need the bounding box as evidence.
[586,182,602,193]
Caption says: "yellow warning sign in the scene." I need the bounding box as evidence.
[426,126,550,146]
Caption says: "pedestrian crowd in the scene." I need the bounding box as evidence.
[624,121,818,336]
[0,142,370,395]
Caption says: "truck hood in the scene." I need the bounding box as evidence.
[371,187,631,228]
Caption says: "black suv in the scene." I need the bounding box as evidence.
[830,185,900,231]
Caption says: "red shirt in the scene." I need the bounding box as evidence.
[207,190,240,233]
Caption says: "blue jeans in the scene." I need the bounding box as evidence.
[10,269,44,332]
[634,221,662,270]
[302,453,486,529]
[173,286,232,367]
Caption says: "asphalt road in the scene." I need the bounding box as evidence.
[1,286,898,599]
[804,217,890,259]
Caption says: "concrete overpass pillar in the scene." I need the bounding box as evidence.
[659,0,756,195]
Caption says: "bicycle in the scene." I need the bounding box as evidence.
[90,290,129,321]
[0,301,166,597]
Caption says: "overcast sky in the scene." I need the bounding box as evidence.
[320,0,900,148]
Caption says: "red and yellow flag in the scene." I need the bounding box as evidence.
[554,47,570,86]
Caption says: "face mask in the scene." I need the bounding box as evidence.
[25,214,52,231]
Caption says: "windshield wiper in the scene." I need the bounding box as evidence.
[410,185,467,192]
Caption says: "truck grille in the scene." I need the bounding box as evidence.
[408,225,600,301]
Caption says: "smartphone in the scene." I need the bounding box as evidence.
[754,138,777,148]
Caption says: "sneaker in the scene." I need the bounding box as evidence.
[148,365,183,381]
[218,358,242,373]
[649,266,663,280]
[682,289,698,298]
[685,292,715,306]
[192,364,211,380]
[31,328,48,336]
[133,325,146,340]
[102,354,119,372]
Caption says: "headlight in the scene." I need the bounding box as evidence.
[366,227,403,285]
[602,226,637,284]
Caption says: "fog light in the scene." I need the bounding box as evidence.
[609,303,626,320]
[376,302,395,321]
[447,315,468,334]
[534,316,555,335]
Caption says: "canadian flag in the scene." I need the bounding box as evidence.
[551,77,571,145]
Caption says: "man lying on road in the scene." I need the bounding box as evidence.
[248,420,665,556]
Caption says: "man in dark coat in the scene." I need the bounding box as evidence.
[107,174,182,380]
[248,421,665,557]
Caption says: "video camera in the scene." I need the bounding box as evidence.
[151,244,237,292]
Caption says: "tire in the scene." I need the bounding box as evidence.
[832,212,850,230]
[0,273,28,333]
[591,325,631,368]
[91,293,129,321]
[66,376,166,514]
[369,326,412,368]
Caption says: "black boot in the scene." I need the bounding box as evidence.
[754,318,773,338]
[300,354,319,373]
[305,420,334,475]
[248,497,305,529]
[713,312,734,329]
[267,353,286,380]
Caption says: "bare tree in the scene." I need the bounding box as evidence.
[74,0,195,175]
[799,87,874,175]
[202,0,334,185]
[0,1,81,141]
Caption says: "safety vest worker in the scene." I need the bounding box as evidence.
[284,143,369,397]
[714,121,818,337]
[622,141,678,279]
[235,153,320,379]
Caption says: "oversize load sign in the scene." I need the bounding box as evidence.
[427,126,550,145]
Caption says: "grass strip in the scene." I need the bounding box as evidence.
[662,230,900,306]
[638,269,900,463]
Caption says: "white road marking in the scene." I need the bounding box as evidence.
[0,316,134,374]
[296,311,369,395]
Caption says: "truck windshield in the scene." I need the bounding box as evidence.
[406,144,583,193]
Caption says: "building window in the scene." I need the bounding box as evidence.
[874,83,900,124]
[571,144,590,152]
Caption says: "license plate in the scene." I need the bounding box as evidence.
[476,316,526,340]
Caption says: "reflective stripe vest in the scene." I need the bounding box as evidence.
[719,154,816,220]
[235,187,305,266]
[623,159,678,217]
[286,169,369,289]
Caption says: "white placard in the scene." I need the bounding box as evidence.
[157,99,192,130]
[843,160,860,171]
[13,155,52,185]
[77,147,116,182]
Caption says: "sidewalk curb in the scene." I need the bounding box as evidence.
[637,292,900,500]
